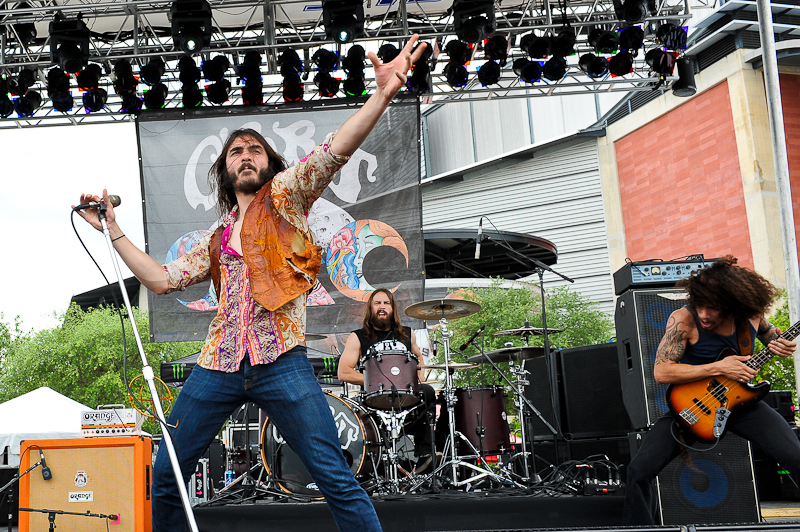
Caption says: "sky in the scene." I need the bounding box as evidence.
[0,121,145,333]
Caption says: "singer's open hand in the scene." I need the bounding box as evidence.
[73,189,119,235]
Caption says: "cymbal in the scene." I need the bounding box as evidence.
[305,333,327,341]
[466,346,546,364]
[426,362,478,370]
[493,326,564,336]
[405,299,481,320]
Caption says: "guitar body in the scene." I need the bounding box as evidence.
[666,348,771,443]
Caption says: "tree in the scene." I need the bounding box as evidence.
[0,304,202,433]
[431,280,614,417]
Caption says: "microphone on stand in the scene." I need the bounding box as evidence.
[474,218,483,260]
[73,195,122,210]
[39,449,52,481]
[459,324,486,351]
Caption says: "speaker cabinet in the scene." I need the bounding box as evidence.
[615,288,687,428]
[560,343,632,438]
[0,467,19,526]
[655,433,760,525]
[18,436,152,532]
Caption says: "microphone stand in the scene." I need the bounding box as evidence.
[481,234,574,466]
[1,459,44,532]
[95,203,199,532]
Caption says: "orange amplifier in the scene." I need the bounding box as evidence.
[18,436,152,532]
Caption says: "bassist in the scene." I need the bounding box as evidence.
[623,255,798,525]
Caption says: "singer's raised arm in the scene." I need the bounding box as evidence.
[73,189,170,294]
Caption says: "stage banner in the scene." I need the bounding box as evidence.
[137,102,423,343]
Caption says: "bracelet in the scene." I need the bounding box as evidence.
[111,234,125,242]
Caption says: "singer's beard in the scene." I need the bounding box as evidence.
[223,165,275,196]
[370,314,392,331]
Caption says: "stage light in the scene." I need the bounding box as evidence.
[619,26,644,54]
[608,50,633,76]
[171,0,213,54]
[140,58,166,86]
[312,48,340,97]
[542,56,566,81]
[312,48,338,72]
[279,49,304,102]
[484,35,508,65]
[46,67,73,112]
[588,29,618,54]
[550,29,575,57]
[341,45,366,97]
[13,3,37,46]
[0,98,13,118]
[656,23,687,51]
[143,83,168,109]
[377,43,400,63]
[238,51,263,105]
[452,0,495,44]
[120,92,143,115]
[14,89,41,116]
[671,57,696,97]
[322,0,364,44]
[520,33,550,59]
[578,53,608,78]
[444,40,471,88]
[203,55,229,82]
[645,48,676,76]
[477,60,501,86]
[15,69,36,94]
[407,42,433,94]
[76,64,102,90]
[613,0,655,24]
[82,87,107,113]
[49,13,89,73]
[178,55,203,107]
[206,79,230,104]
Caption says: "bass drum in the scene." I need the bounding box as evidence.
[260,392,381,496]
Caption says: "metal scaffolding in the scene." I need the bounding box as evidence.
[0,0,700,128]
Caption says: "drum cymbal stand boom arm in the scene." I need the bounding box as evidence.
[95,206,198,532]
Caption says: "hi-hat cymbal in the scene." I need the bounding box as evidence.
[405,299,481,320]
[493,326,564,336]
[466,346,546,364]
[426,362,478,370]
[305,333,328,341]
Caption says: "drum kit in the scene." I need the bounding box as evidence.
[214,299,564,500]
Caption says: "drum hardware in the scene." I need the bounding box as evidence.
[427,362,478,371]
[405,300,519,490]
[373,409,412,493]
[493,322,564,337]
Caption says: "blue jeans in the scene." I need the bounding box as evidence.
[151,347,382,532]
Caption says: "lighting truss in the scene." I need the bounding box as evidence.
[0,0,700,128]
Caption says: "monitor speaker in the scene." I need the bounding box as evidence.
[18,436,152,532]
[615,288,687,428]
[655,433,760,525]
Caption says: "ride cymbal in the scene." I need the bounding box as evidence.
[466,346,546,364]
[426,362,479,370]
[493,326,563,336]
[404,299,481,320]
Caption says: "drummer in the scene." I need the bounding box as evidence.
[339,288,437,474]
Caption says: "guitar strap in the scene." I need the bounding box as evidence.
[736,318,753,358]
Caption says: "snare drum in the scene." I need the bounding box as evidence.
[363,342,420,410]
[436,386,511,454]
[260,392,381,496]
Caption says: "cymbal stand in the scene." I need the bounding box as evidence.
[430,317,520,489]
[374,409,410,493]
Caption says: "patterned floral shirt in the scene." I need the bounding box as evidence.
[163,133,350,372]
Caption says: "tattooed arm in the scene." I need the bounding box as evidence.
[653,307,757,384]
[757,316,797,359]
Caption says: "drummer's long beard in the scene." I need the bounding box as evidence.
[370,313,391,331]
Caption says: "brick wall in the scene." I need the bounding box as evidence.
[780,72,800,258]
[614,80,753,267]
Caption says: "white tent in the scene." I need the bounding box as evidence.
[0,387,89,468]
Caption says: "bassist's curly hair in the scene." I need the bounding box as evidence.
[676,255,778,320]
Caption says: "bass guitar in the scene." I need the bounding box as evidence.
[666,320,800,443]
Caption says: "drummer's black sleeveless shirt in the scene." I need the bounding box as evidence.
[353,326,412,359]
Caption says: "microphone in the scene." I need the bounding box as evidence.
[74,195,122,210]
[459,324,486,351]
[39,449,52,481]
[474,218,483,260]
